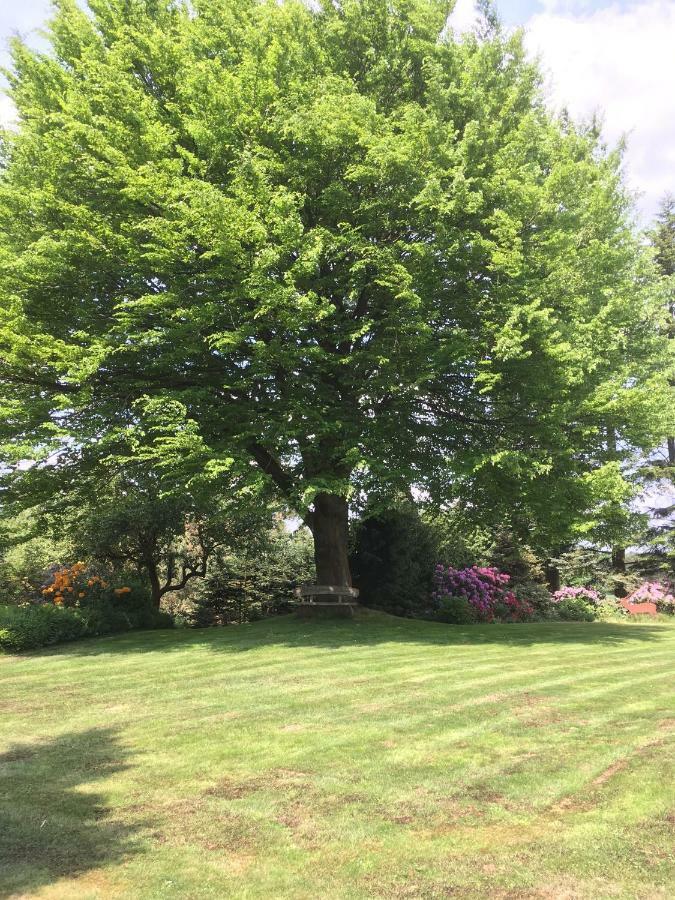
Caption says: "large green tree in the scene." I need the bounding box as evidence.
[651,194,675,463]
[0,0,671,586]
[640,193,675,571]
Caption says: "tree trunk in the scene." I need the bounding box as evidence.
[611,546,626,573]
[668,436,675,465]
[545,561,561,593]
[311,492,351,586]
[146,560,162,609]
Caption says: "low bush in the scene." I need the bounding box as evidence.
[436,595,478,624]
[1,567,173,652]
[432,565,537,623]
[550,586,600,621]
[0,604,88,651]
[493,594,536,622]
[513,582,556,618]
[0,596,173,652]
[595,598,628,619]
[555,598,598,621]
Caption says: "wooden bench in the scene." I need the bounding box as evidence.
[294,585,360,618]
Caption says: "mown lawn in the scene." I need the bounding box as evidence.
[1,611,674,899]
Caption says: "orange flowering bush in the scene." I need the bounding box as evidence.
[3,567,172,651]
[39,564,118,608]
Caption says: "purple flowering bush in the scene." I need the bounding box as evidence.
[432,565,535,623]
[627,582,675,614]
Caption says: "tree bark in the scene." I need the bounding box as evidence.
[545,561,561,593]
[311,492,352,586]
[611,546,626,573]
[146,560,162,609]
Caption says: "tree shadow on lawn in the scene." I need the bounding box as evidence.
[0,727,142,898]
[41,612,674,659]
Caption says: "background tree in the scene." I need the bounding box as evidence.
[0,0,671,589]
[0,398,272,608]
[190,519,314,625]
[351,501,439,617]
[638,193,675,575]
[76,477,219,609]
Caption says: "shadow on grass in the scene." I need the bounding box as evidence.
[0,727,141,898]
[32,609,674,660]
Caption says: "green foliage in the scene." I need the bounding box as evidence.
[435,595,477,625]
[651,194,675,280]
[0,0,671,575]
[77,576,174,633]
[489,531,540,581]
[0,569,172,652]
[351,504,438,617]
[595,598,628,620]
[555,598,598,622]
[550,547,611,588]
[424,508,491,570]
[486,530,553,617]
[512,581,555,619]
[0,603,87,651]
[191,523,314,626]
[0,505,76,604]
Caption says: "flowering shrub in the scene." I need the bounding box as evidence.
[40,563,110,607]
[0,563,174,650]
[627,582,675,615]
[552,586,602,606]
[550,586,600,621]
[495,593,536,622]
[432,565,534,623]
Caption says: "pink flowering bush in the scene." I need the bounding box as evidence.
[627,582,675,614]
[552,586,602,606]
[551,586,600,621]
[432,565,535,623]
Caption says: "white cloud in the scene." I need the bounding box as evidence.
[524,0,675,222]
[0,93,17,129]
[447,0,482,36]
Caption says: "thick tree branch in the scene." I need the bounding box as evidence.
[246,441,314,530]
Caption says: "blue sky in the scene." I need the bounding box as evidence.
[500,1,640,22]
[1,1,674,221]
[0,1,644,33]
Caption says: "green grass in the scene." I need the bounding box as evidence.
[1,611,674,899]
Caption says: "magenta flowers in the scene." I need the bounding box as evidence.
[432,565,533,622]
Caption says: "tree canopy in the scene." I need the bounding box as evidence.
[0,0,671,585]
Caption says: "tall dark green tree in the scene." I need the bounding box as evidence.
[651,194,675,463]
[0,0,671,587]
[641,193,675,571]
[653,194,675,279]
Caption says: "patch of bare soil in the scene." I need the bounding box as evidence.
[203,776,259,800]
[512,694,566,729]
[592,759,628,787]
